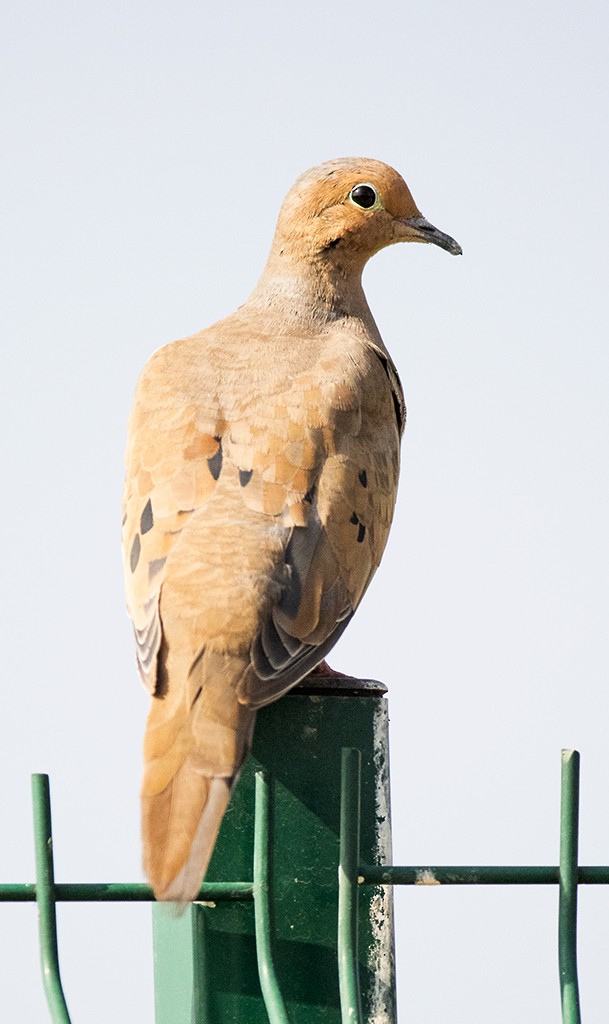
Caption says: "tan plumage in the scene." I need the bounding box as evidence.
[122,157,461,901]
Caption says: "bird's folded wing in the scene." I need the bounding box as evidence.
[240,418,399,707]
[122,333,400,701]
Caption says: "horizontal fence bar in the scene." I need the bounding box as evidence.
[0,882,254,903]
[359,866,609,886]
[2,866,608,902]
[2,867,609,902]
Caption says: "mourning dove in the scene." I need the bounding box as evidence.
[122,157,461,902]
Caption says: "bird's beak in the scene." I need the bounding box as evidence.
[398,215,462,256]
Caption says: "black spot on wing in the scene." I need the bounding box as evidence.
[140,499,153,534]
[130,534,141,572]
[148,557,166,580]
[358,469,367,488]
[153,639,169,698]
[390,391,403,432]
[208,437,223,481]
[189,646,205,676]
[372,350,406,434]
[239,469,253,487]
[349,511,366,543]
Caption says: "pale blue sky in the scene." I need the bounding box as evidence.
[2,0,608,1020]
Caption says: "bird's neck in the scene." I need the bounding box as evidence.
[247,244,377,333]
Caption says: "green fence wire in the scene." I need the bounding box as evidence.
[339,748,608,1024]
[31,774,71,1024]
[1,750,608,1023]
[253,772,291,1024]
[559,750,582,1023]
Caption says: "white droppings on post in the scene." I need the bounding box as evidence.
[366,698,396,1024]
[415,868,440,886]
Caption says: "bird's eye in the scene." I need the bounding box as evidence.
[349,183,378,209]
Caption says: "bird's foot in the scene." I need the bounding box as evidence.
[308,660,349,678]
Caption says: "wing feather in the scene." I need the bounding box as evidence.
[123,327,401,702]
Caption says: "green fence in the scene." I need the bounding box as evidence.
[1,680,607,1023]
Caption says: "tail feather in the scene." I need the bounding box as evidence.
[141,650,256,902]
[143,771,234,902]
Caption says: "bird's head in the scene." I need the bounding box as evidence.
[273,157,462,267]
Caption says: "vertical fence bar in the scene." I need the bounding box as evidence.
[31,774,72,1024]
[559,750,582,1024]
[253,770,290,1024]
[338,747,363,1024]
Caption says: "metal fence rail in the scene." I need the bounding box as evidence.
[1,750,607,1023]
[339,748,608,1024]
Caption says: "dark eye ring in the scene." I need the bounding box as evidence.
[349,183,378,209]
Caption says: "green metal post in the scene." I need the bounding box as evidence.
[152,676,396,1024]
[31,774,72,1024]
[559,750,581,1024]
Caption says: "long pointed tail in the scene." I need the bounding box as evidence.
[141,651,256,902]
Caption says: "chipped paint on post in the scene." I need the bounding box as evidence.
[365,697,397,1024]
